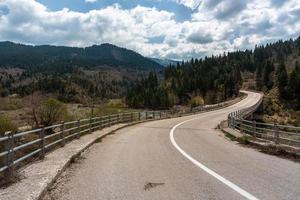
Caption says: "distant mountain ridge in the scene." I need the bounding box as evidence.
[0,41,164,101]
[0,41,163,72]
[149,57,179,67]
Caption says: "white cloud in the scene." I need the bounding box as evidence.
[0,0,299,60]
[174,0,201,10]
[85,0,97,3]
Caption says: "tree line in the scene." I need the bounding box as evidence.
[126,55,242,109]
[127,36,300,110]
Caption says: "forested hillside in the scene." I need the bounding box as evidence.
[0,42,161,72]
[251,38,300,125]
[217,37,300,124]
[126,57,242,109]
[0,42,163,102]
[126,36,300,118]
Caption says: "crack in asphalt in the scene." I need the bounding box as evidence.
[144,182,165,191]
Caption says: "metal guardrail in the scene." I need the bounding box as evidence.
[228,96,300,148]
[0,96,245,183]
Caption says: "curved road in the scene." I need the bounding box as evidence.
[44,91,300,200]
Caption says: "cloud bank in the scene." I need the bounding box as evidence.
[85,0,97,3]
[0,0,299,60]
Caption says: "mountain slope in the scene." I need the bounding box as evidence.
[0,42,163,73]
[0,42,163,101]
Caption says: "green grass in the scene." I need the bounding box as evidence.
[225,133,236,141]
[93,99,138,117]
[237,136,250,145]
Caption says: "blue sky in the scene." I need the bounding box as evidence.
[0,0,299,60]
[37,0,193,21]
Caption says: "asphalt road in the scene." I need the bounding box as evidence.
[44,91,300,200]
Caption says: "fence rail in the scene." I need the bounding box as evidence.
[0,95,245,183]
[228,95,300,147]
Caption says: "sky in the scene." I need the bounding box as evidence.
[0,0,299,60]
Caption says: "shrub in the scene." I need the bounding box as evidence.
[191,96,205,108]
[237,136,250,145]
[37,98,67,127]
[0,116,17,136]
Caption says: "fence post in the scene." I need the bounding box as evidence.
[138,112,141,121]
[89,117,93,133]
[108,115,111,126]
[253,121,256,138]
[39,126,45,159]
[131,112,133,122]
[60,121,65,147]
[5,131,15,182]
[111,115,114,125]
[77,119,81,139]
[159,111,162,119]
[146,112,148,120]
[100,116,104,129]
[273,124,279,144]
[239,120,244,134]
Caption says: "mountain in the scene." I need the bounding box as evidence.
[149,57,179,67]
[0,42,163,102]
[0,42,163,73]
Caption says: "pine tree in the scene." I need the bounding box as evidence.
[255,63,263,90]
[262,60,275,90]
[289,61,300,107]
[276,62,288,98]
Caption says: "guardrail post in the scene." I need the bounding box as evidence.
[39,126,45,159]
[232,117,235,129]
[100,116,104,129]
[228,115,231,128]
[114,115,117,124]
[239,120,244,135]
[111,115,114,125]
[273,124,279,144]
[89,117,93,133]
[230,116,234,128]
[77,120,81,139]
[5,131,15,182]
[60,121,65,147]
[253,121,256,138]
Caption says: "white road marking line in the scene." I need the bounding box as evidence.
[169,115,259,200]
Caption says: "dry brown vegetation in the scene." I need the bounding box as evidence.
[0,94,135,131]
